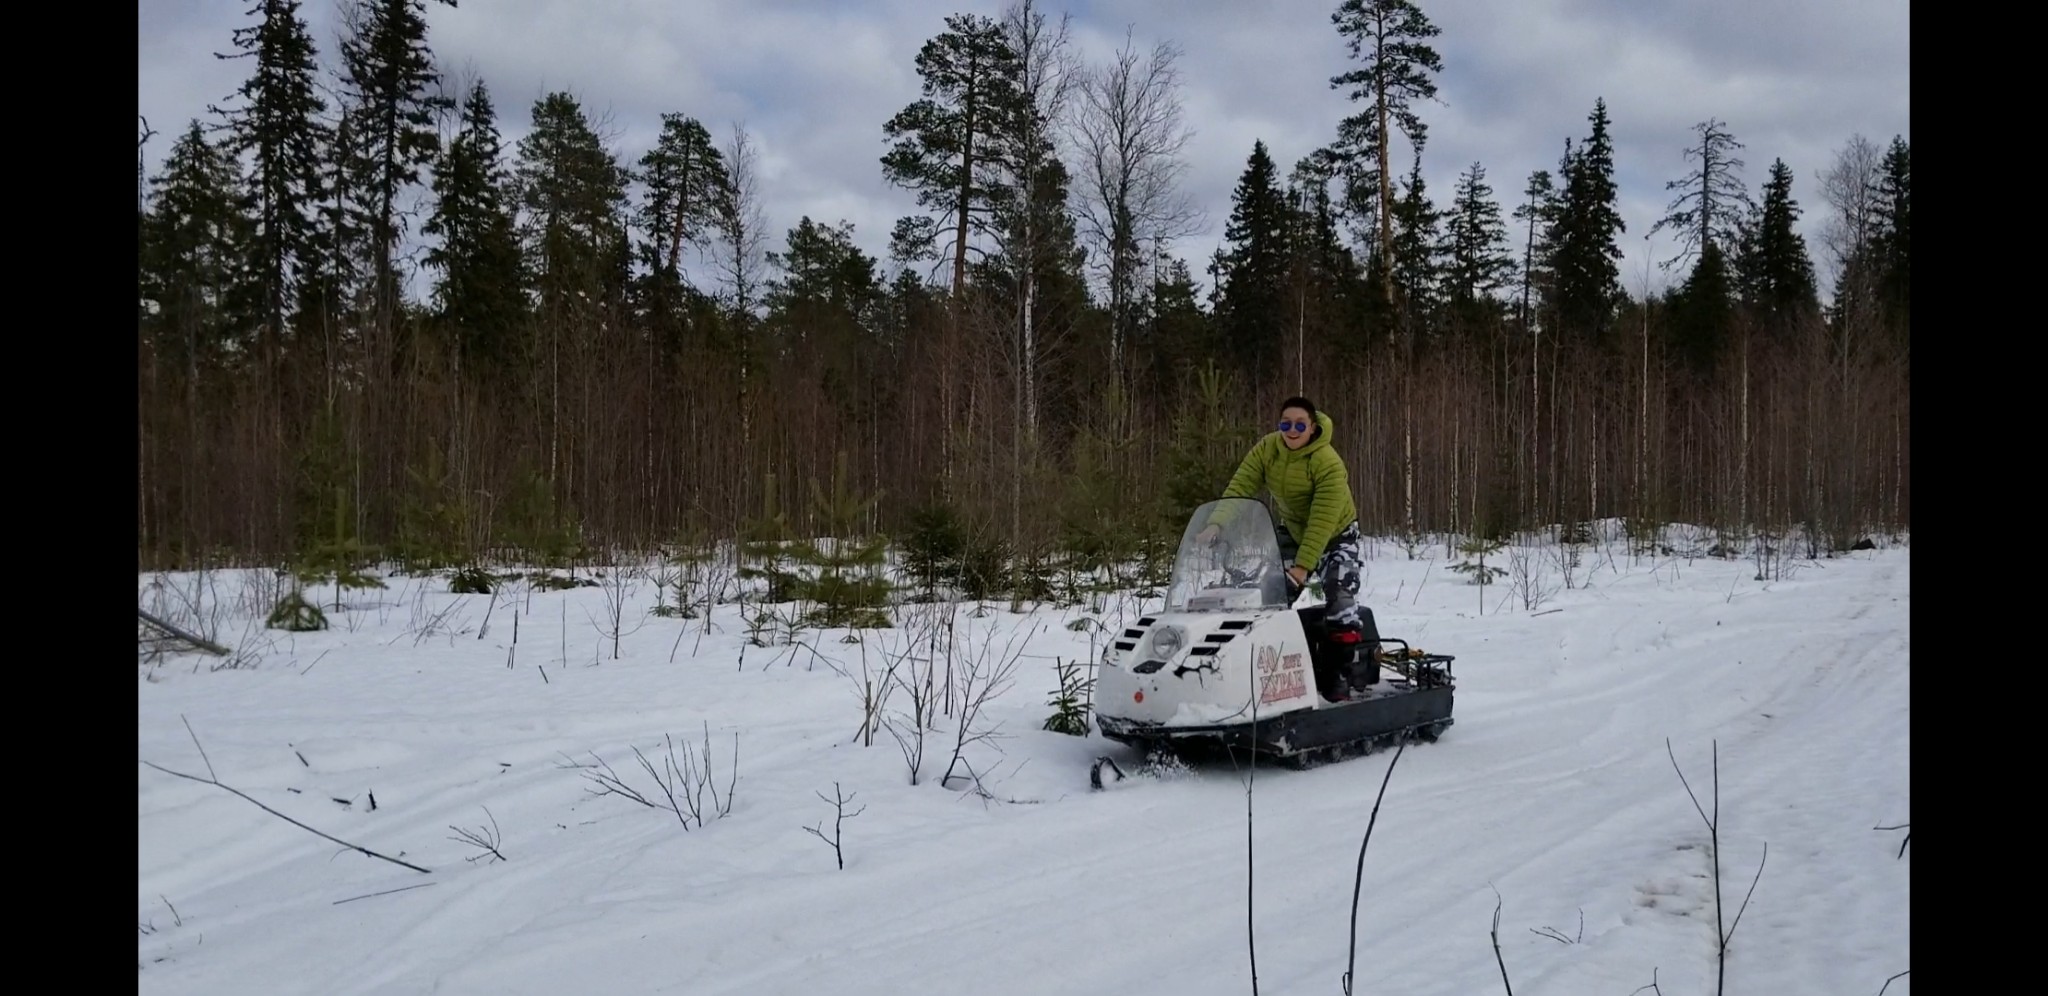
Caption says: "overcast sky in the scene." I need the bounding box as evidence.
[138,0,1908,302]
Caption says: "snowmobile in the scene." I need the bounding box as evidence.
[1090,497,1455,787]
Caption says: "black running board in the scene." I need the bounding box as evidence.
[1096,683,1454,761]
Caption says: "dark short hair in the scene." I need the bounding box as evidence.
[1279,395,1317,420]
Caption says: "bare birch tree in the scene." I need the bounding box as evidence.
[1072,26,1201,382]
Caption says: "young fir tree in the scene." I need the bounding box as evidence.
[737,471,801,606]
[898,501,967,602]
[794,452,893,631]
[292,405,385,610]
[1058,390,1142,594]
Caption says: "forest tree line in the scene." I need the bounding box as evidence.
[136,0,1910,581]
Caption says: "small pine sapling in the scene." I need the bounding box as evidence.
[1042,656,1092,736]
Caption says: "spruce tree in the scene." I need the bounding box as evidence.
[1215,140,1293,380]
[338,0,456,333]
[1441,160,1515,331]
[1732,158,1820,339]
[424,79,528,379]
[1873,136,1910,342]
[142,122,255,375]
[1548,99,1626,345]
[1667,240,1734,378]
[211,0,330,373]
[1390,152,1442,338]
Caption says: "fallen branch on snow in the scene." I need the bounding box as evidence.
[140,716,430,875]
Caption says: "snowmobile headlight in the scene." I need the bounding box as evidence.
[1149,625,1186,659]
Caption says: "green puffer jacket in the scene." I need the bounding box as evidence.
[1210,410,1357,571]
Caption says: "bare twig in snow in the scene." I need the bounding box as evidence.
[1489,887,1514,996]
[1667,737,1767,996]
[332,882,438,905]
[1874,821,1910,859]
[1530,907,1582,944]
[1341,740,1406,996]
[447,805,506,863]
[1876,969,1909,995]
[802,781,864,870]
[1628,968,1665,995]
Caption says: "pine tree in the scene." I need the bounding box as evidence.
[988,0,1081,447]
[515,92,631,327]
[634,114,728,347]
[1513,168,1559,334]
[514,92,631,484]
[1328,0,1443,311]
[880,13,1022,295]
[764,217,886,427]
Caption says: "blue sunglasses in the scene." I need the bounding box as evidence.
[1278,419,1310,433]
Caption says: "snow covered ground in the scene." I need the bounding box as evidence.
[138,525,1909,995]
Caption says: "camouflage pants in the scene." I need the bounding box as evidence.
[1277,519,1366,631]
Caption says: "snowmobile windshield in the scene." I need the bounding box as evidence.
[1164,498,1292,613]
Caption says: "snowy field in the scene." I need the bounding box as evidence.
[138,525,1910,995]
